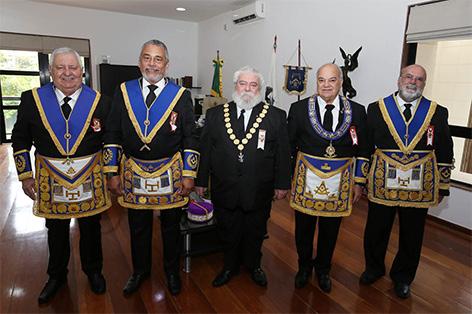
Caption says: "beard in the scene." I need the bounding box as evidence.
[398,84,423,102]
[232,91,262,110]
[142,68,164,84]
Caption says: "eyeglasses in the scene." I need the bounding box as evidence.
[401,74,425,83]
[237,80,259,88]
[141,54,166,64]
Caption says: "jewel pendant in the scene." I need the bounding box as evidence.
[238,151,244,163]
[324,142,337,158]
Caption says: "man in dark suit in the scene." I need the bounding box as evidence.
[288,63,369,293]
[361,64,454,299]
[12,47,110,304]
[104,39,199,296]
[195,66,291,287]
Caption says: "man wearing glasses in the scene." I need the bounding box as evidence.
[104,39,199,296]
[196,66,291,288]
[361,64,454,299]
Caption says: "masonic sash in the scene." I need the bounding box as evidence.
[32,83,100,156]
[118,152,188,210]
[290,152,355,217]
[120,80,185,148]
[34,152,111,219]
[367,149,440,207]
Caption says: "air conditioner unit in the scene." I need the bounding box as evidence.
[232,0,265,25]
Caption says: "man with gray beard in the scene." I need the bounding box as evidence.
[361,64,454,299]
[196,66,291,287]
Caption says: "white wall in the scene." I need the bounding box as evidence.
[197,0,416,112]
[0,0,198,89]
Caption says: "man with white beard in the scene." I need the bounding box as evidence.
[196,66,291,287]
[361,64,454,299]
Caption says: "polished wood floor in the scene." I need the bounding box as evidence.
[1,143,471,313]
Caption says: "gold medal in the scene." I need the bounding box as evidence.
[256,117,262,123]
[229,134,236,140]
[224,117,230,123]
[234,139,240,145]
[324,142,336,158]
[238,144,244,150]
[250,128,256,134]
[224,112,230,118]
[225,123,231,128]
[254,122,259,128]
[227,128,233,134]
[242,138,248,145]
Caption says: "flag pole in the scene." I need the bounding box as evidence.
[297,39,301,101]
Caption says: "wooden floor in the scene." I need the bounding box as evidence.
[1,143,471,314]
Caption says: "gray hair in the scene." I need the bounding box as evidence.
[232,65,265,92]
[316,63,343,81]
[141,39,169,61]
[49,47,83,69]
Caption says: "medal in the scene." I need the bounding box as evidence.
[238,152,244,163]
[324,142,337,158]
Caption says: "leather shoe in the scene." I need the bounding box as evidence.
[166,273,181,295]
[251,268,268,287]
[294,269,312,288]
[359,271,383,285]
[317,273,332,293]
[88,273,106,294]
[394,282,411,299]
[38,278,66,304]
[212,269,235,287]
[123,273,150,296]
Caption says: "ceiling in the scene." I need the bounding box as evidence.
[29,0,254,22]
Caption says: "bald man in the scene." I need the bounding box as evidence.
[288,63,369,293]
[360,64,454,299]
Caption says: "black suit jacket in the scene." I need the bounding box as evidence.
[288,96,369,162]
[196,101,291,212]
[12,88,111,158]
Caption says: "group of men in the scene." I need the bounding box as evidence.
[11,38,453,304]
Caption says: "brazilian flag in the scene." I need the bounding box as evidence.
[211,56,223,97]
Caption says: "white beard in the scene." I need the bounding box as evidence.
[399,84,422,102]
[232,91,263,110]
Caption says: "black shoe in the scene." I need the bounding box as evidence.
[88,273,106,294]
[38,278,66,304]
[317,274,332,293]
[294,270,312,289]
[166,273,181,295]
[123,273,150,296]
[359,271,383,285]
[251,268,268,287]
[212,269,235,287]
[394,282,411,299]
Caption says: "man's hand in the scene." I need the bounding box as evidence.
[353,184,363,204]
[273,189,289,200]
[180,178,194,196]
[22,177,36,200]
[107,175,123,196]
[195,186,207,197]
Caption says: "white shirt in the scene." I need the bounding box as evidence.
[142,77,166,102]
[236,106,253,131]
[397,94,419,113]
[54,86,81,110]
[317,95,340,129]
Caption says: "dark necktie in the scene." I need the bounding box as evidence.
[323,104,335,132]
[403,103,412,122]
[237,109,245,138]
[145,85,157,107]
[62,96,72,119]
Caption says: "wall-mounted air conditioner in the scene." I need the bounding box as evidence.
[232,1,265,25]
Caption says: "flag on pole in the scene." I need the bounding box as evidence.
[266,36,278,106]
[211,51,223,97]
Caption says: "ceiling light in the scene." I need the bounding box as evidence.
[176,7,186,12]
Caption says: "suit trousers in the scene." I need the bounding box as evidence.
[127,207,182,276]
[46,214,103,279]
[294,210,342,275]
[363,201,428,284]
[215,202,271,272]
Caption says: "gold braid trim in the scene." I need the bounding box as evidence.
[120,83,185,144]
[375,149,435,171]
[378,96,437,154]
[124,152,180,178]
